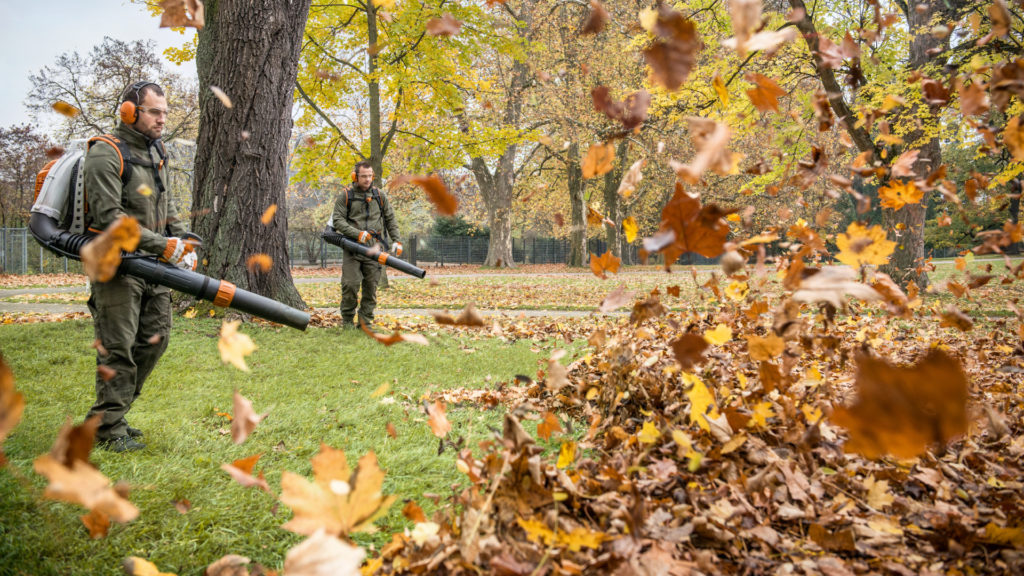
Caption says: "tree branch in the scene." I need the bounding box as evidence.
[294,81,364,158]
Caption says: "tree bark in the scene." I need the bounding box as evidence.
[602,139,628,258]
[567,141,586,267]
[193,0,311,309]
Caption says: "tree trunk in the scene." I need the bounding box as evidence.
[567,141,586,267]
[193,0,310,309]
[471,153,517,268]
[602,140,628,258]
[367,0,384,182]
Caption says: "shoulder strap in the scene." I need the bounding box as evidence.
[343,186,349,207]
[372,187,384,212]
[87,135,133,187]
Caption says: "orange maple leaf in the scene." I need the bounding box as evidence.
[878,180,924,211]
[589,251,621,279]
[835,222,896,268]
[654,182,734,267]
[745,73,787,113]
[0,355,25,466]
[80,215,141,283]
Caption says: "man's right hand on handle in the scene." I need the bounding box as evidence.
[162,237,196,266]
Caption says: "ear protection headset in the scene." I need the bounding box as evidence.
[119,81,158,125]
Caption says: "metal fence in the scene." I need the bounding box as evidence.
[0,227,985,275]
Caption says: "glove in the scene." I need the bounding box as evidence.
[390,242,403,257]
[178,251,198,271]
[162,237,196,265]
[358,231,373,244]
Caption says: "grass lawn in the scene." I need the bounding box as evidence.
[0,317,556,575]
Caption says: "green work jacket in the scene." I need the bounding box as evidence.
[331,184,400,247]
[84,122,186,255]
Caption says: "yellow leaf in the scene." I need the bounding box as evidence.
[749,401,774,430]
[218,320,257,372]
[623,216,639,243]
[639,7,658,31]
[372,0,395,8]
[559,526,608,551]
[683,373,719,431]
[703,324,732,345]
[1005,116,1024,161]
[123,556,178,576]
[745,334,785,362]
[725,280,748,301]
[983,522,1024,547]
[880,94,905,112]
[836,222,896,268]
[712,74,729,106]
[638,421,660,444]
[865,476,894,509]
[556,441,577,469]
[878,180,923,211]
[261,204,277,225]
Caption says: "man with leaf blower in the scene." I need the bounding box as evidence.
[83,81,196,452]
[331,161,401,329]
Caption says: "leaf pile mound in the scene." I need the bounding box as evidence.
[369,283,1024,574]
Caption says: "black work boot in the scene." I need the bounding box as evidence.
[126,426,144,438]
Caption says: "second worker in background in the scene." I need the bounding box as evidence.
[332,161,401,329]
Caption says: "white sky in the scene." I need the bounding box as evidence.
[0,0,197,131]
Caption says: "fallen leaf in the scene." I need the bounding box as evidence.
[220,453,271,492]
[671,333,709,371]
[359,321,429,346]
[589,251,621,279]
[122,556,177,576]
[260,205,277,225]
[205,555,253,576]
[33,454,139,522]
[81,509,111,539]
[643,5,703,91]
[0,355,25,464]
[599,285,634,312]
[792,266,881,308]
[537,411,563,441]
[283,528,365,576]
[433,303,486,327]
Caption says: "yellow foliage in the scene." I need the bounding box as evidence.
[836,223,896,268]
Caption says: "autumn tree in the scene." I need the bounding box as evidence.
[0,125,52,228]
[26,37,199,143]
[191,0,311,308]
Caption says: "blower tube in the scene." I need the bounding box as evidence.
[322,227,426,279]
[29,213,310,330]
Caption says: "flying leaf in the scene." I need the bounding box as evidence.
[724,28,798,56]
[835,223,896,268]
[209,86,233,108]
[745,334,785,362]
[890,149,920,178]
[246,254,273,273]
[712,74,729,106]
[671,333,709,371]
[81,216,142,283]
[205,555,254,576]
[1004,116,1024,161]
[425,13,462,37]
[643,5,703,91]
[878,180,923,211]
[622,216,639,242]
[654,182,734,266]
[831,349,969,459]
[745,73,786,113]
[0,355,25,466]
[52,100,80,118]
[582,142,615,179]
[671,117,739,184]
[589,251,621,279]
[159,0,205,30]
[638,421,661,444]
[47,414,101,469]
[537,411,563,441]
[598,285,634,312]
[260,204,277,225]
[433,303,486,326]
[220,453,270,492]
[580,0,608,35]
[684,373,719,432]
[81,509,111,539]
[792,266,881,308]
[33,454,139,522]
[425,400,452,438]
[959,80,990,117]
[218,320,257,372]
[723,0,761,57]
[412,174,457,216]
[592,87,650,131]
[283,529,365,576]
[703,323,732,345]
[280,445,397,536]
[556,441,577,468]
[359,321,429,346]
[231,390,269,444]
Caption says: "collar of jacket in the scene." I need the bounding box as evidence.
[115,121,160,150]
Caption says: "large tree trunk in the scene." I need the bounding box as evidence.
[602,140,628,258]
[567,141,586,267]
[470,154,516,267]
[193,0,310,309]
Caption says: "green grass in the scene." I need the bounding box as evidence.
[0,318,552,575]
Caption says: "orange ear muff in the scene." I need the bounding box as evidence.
[351,171,357,182]
[119,101,138,124]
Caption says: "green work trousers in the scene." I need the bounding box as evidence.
[86,275,171,441]
[340,251,382,326]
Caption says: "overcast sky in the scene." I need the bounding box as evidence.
[0,0,197,131]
